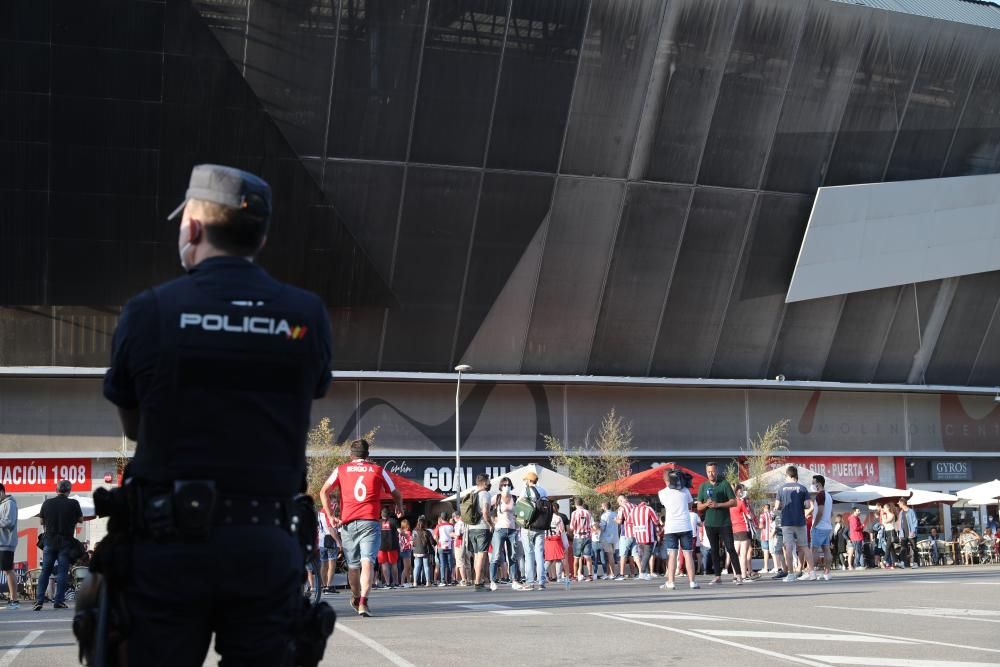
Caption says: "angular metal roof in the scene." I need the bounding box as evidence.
[828,0,1000,29]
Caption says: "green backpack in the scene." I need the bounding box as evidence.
[461,490,482,525]
[514,494,536,529]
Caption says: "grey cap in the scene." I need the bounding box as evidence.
[57,479,72,494]
[167,164,272,221]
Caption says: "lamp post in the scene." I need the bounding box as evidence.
[454,364,471,513]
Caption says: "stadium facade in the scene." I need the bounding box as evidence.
[3,0,1000,557]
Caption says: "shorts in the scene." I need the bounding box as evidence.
[733,531,750,542]
[573,539,593,558]
[617,536,638,558]
[663,531,693,552]
[811,527,832,548]
[544,535,566,562]
[760,540,770,551]
[0,550,12,571]
[377,549,399,565]
[319,546,338,562]
[782,525,808,548]
[400,549,412,560]
[770,537,783,554]
[468,529,491,554]
[341,519,381,569]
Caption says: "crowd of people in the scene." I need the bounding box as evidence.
[315,449,1000,617]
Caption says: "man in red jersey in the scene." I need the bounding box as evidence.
[321,439,402,617]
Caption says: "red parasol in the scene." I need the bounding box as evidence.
[381,472,445,502]
[596,463,708,497]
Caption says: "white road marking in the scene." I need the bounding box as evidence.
[431,600,476,604]
[616,613,723,621]
[697,629,910,644]
[818,606,1000,623]
[965,582,1000,585]
[491,609,550,616]
[801,656,1000,667]
[0,630,44,667]
[673,608,1000,655]
[458,604,510,611]
[337,624,415,667]
[593,613,829,667]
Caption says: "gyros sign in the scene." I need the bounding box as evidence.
[0,459,92,493]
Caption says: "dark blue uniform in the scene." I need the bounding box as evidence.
[104,255,332,666]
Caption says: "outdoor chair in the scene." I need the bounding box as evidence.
[916,540,932,566]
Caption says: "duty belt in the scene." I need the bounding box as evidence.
[138,480,292,541]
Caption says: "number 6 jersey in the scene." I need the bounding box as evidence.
[326,458,396,523]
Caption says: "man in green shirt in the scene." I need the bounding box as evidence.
[695,462,745,585]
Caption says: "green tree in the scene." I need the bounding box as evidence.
[545,407,634,509]
[743,419,790,509]
[305,417,379,500]
[723,419,789,509]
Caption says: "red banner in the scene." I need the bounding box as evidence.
[768,456,879,485]
[0,458,92,493]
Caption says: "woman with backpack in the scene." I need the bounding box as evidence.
[490,477,523,590]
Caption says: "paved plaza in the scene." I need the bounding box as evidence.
[1,566,998,666]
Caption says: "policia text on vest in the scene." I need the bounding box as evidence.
[75,165,336,667]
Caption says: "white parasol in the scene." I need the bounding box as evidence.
[451,463,593,501]
[831,484,910,504]
[17,494,96,521]
[906,488,958,506]
[956,479,1000,503]
[744,466,852,495]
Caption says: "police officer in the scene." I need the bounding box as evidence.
[102,165,332,665]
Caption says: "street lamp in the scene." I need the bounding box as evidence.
[454,364,471,513]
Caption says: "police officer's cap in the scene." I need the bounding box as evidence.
[167,164,272,222]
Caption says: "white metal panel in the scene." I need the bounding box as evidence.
[786,173,1000,303]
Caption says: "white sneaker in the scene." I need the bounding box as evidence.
[614,575,624,581]
[641,574,652,581]
[822,572,831,581]
[511,582,522,591]
[659,582,675,590]
[401,583,412,588]
[800,572,818,581]
[577,574,585,582]
[689,581,700,589]
[490,582,498,591]
[783,574,798,583]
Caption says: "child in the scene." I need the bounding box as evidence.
[591,524,606,578]
[399,519,413,588]
[544,513,567,583]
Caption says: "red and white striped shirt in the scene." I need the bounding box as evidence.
[619,501,637,539]
[630,503,661,544]
[569,508,593,538]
